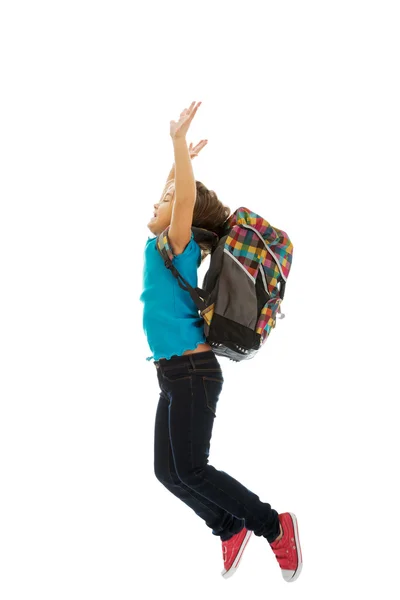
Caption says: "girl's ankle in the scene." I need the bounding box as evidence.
[274,524,283,542]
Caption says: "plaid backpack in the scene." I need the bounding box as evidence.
[156,206,294,362]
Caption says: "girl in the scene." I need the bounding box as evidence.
[140,101,302,582]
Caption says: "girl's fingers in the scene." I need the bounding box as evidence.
[187,101,201,121]
[178,101,201,122]
[172,102,202,138]
[191,140,207,153]
[191,101,201,116]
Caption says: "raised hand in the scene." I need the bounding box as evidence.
[170,101,202,140]
[189,139,208,159]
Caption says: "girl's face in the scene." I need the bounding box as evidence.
[147,183,175,236]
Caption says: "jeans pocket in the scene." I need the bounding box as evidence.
[202,376,223,416]
[162,371,192,383]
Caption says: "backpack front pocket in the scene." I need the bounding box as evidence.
[256,297,282,340]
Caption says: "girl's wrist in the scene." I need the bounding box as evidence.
[171,135,187,143]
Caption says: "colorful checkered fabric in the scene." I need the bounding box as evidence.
[223,207,293,347]
[226,206,293,294]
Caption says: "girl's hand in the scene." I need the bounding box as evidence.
[189,139,208,159]
[170,101,202,140]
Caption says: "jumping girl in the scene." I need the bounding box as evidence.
[140,101,302,582]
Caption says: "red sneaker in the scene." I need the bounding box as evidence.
[269,512,303,582]
[221,528,252,578]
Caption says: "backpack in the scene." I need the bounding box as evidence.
[156,206,293,362]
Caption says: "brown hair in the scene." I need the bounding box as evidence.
[193,181,231,264]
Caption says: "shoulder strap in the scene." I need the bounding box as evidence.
[156,226,218,313]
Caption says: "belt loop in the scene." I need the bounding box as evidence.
[189,354,196,371]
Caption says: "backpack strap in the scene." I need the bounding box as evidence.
[155,226,218,313]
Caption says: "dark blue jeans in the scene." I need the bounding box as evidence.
[153,350,280,543]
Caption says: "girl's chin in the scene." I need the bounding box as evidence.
[148,220,160,234]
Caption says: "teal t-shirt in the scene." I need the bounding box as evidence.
[140,231,207,361]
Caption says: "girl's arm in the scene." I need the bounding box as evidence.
[158,140,207,204]
[168,102,203,253]
[173,137,196,204]
[168,137,196,254]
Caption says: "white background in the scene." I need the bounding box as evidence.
[1,1,399,598]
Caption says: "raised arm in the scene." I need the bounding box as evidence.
[158,139,207,204]
[168,102,203,253]
[173,137,196,204]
